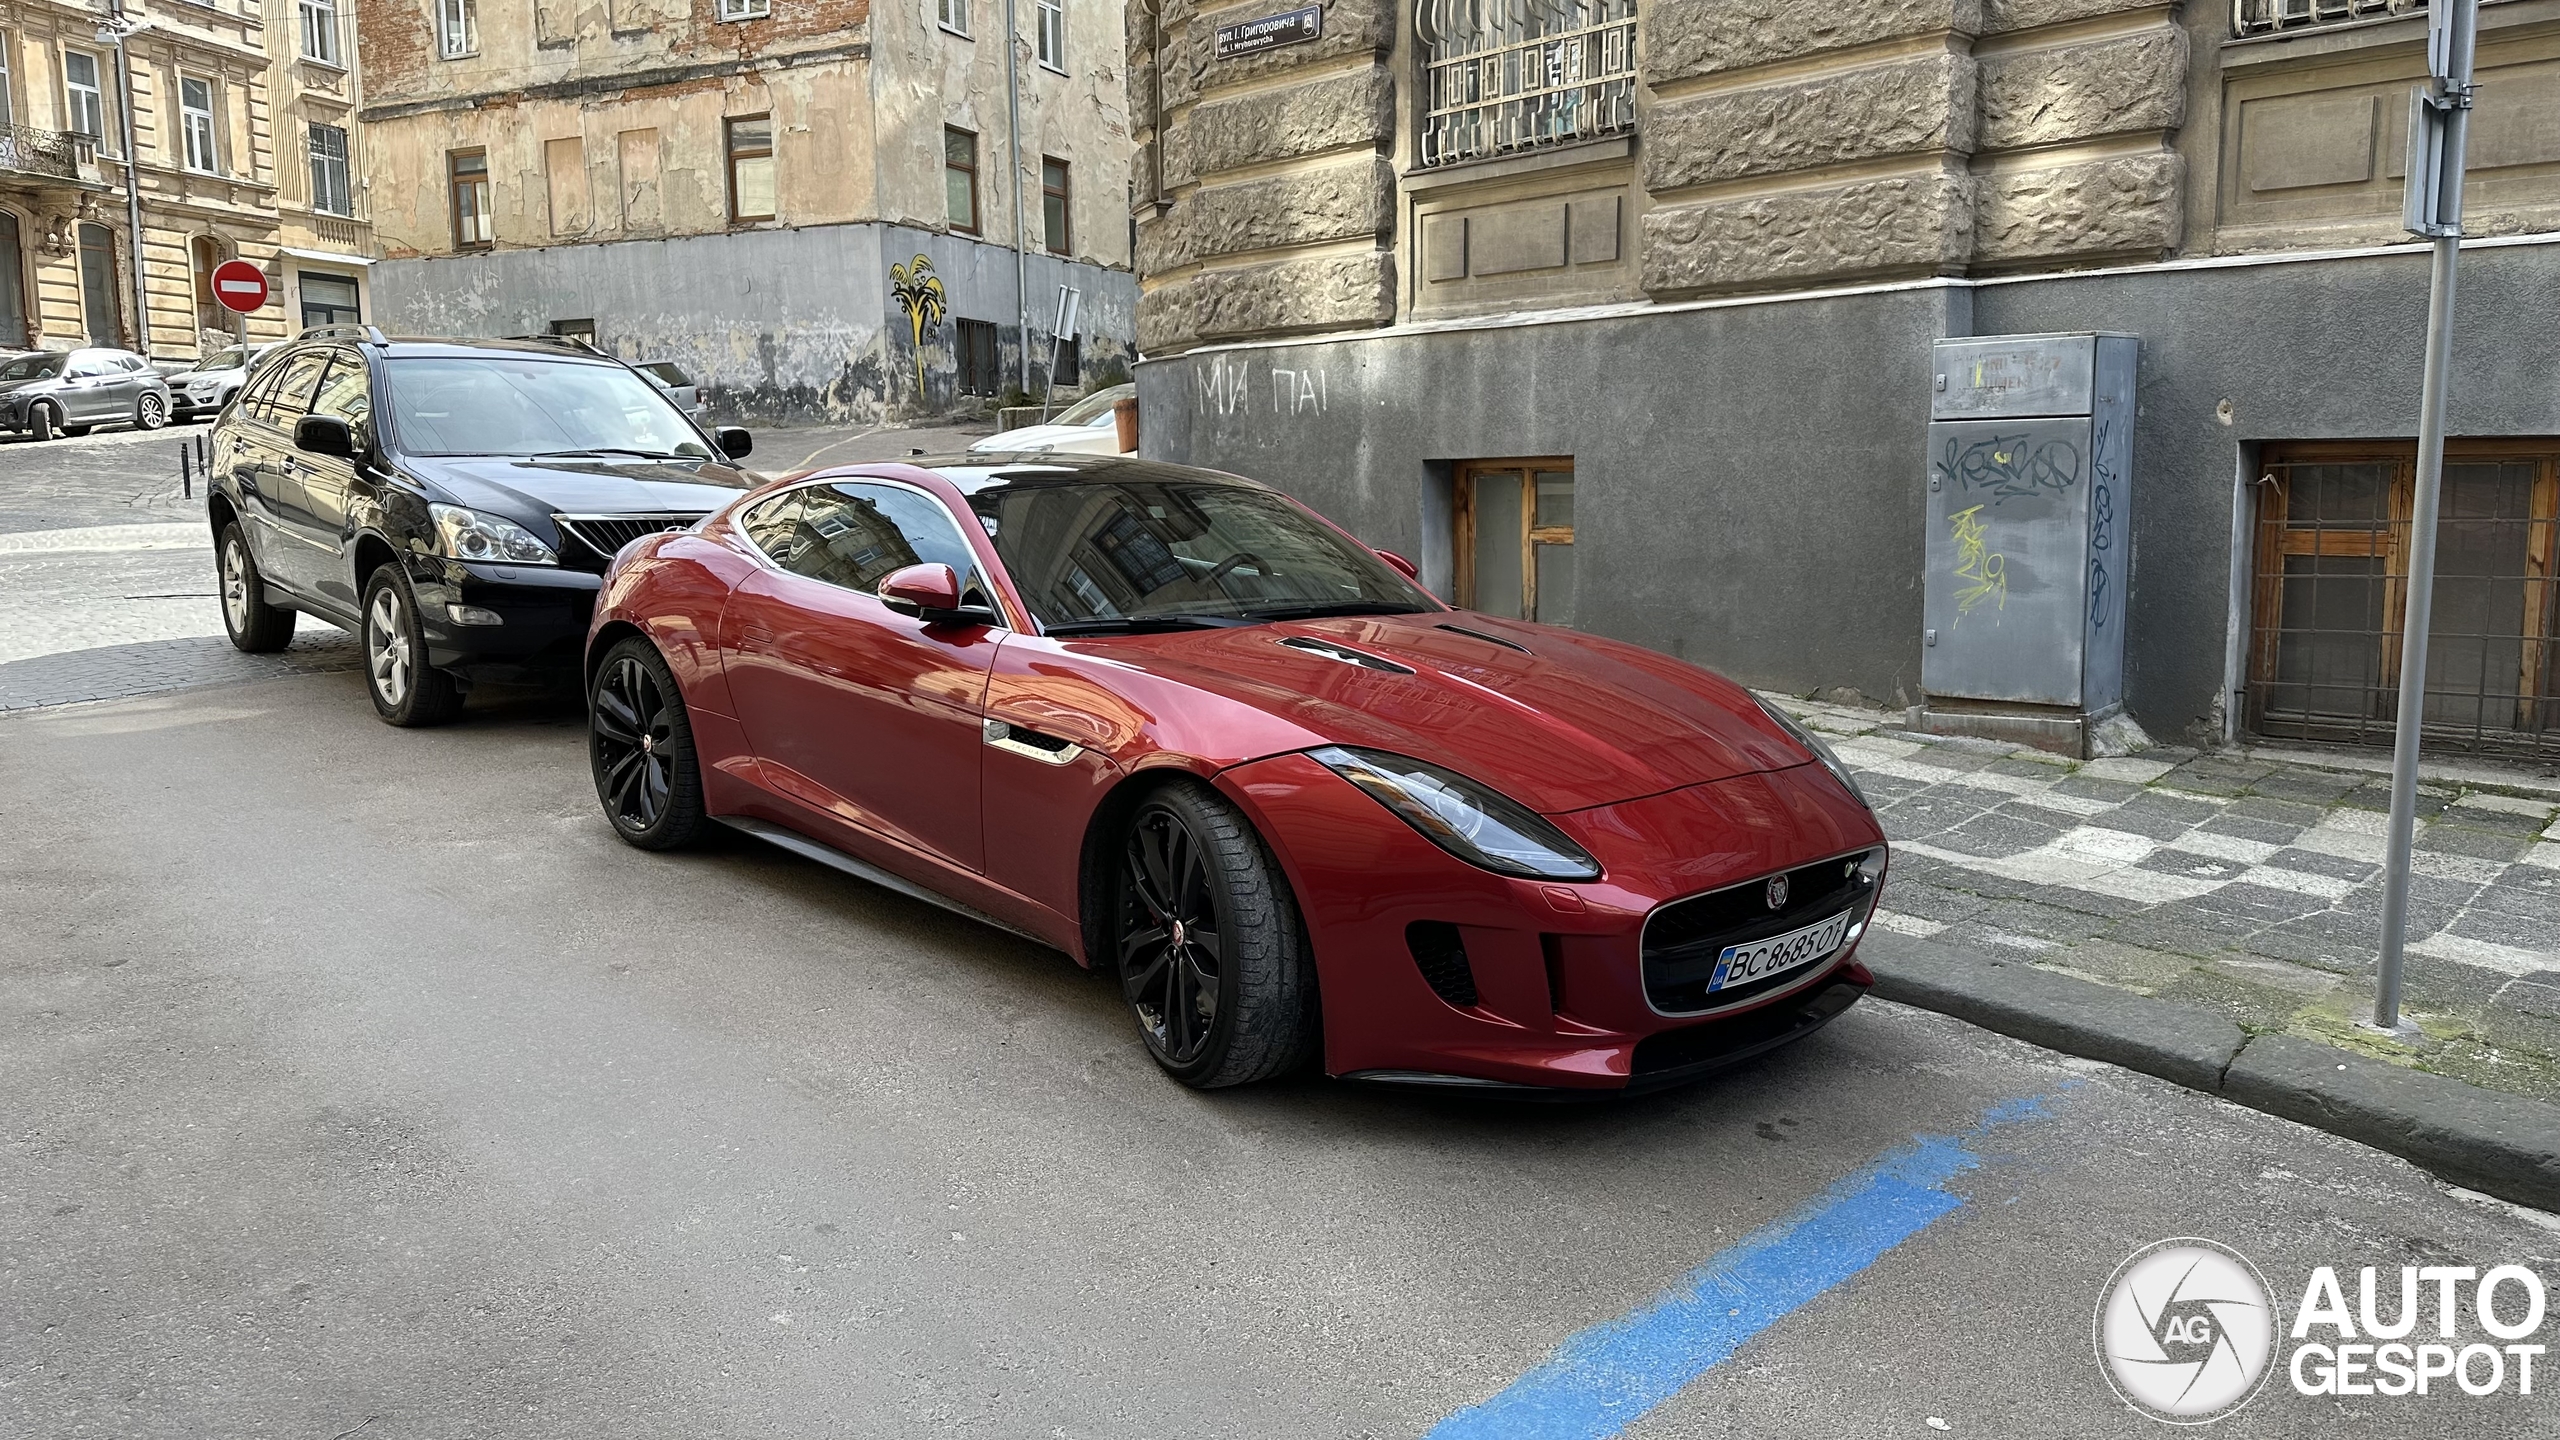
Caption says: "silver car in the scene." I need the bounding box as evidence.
[168,342,282,422]
[0,348,175,441]
[635,360,707,422]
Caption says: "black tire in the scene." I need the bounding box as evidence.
[134,392,168,430]
[360,563,464,727]
[588,636,707,850]
[28,402,58,441]
[1114,782,1318,1088]
[216,523,295,653]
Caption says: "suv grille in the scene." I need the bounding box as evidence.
[554,513,707,570]
[1641,848,1883,1015]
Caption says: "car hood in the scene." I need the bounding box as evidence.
[0,376,63,396]
[418,455,758,523]
[1116,612,1809,813]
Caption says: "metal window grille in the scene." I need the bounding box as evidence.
[2232,0,2427,36]
[1418,0,1637,170]
[310,122,352,216]
[2246,446,2560,758]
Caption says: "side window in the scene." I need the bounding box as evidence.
[236,363,287,423]
[308,349,372,434]
[739,489,805,567]
[264,351,331,426]
[773,483,984,600]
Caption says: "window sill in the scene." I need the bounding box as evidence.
[940,24,974,40]
[296,56,351,74]
[1403,134,1634,194]
[1038,61,1067,77]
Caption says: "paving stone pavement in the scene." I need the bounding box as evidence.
[1769,696,2560,1103]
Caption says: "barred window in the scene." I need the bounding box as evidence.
[2232,0,2427,36]
[1418,0,1637,170]
[310,123,352,216]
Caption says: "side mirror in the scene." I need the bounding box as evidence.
[715,425,753,460]
[295,414,356,459]
[1373,547,1421,582]
[878,563,997,626]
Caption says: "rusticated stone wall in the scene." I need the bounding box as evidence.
[1130,0,1398,354]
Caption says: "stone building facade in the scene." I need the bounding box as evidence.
[1127,0,2560,759]
[0,0,374,360]
[355,0,1138,425]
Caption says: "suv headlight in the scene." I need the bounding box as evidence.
[1309,746,1601,881]
[1755,696,1869,808]
[429,503,557,565]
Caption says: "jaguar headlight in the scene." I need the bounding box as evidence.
[1755,696,1869,808]
[1309,746,1601,881]
[430,503,557,566]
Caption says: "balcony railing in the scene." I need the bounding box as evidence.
[2233,0,2427,36]
[0,123,95,183]
[1418,0,1637,170]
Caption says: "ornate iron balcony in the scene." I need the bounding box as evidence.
[1418,0,1637,170]
[0,124,94,183]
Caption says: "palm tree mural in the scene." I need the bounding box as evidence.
[889,256,948,400]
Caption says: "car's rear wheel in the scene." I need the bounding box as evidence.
[217,523,295,652]
[1115,783,1317,1088]
[588,636,706,850]
[361,564,463,727]
[134,392,167,430]
[28,403,59,441]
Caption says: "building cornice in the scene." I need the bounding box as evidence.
[357,41,873,124]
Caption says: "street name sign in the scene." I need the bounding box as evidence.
[1215,6,1321,59]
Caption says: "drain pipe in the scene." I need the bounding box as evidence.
[102,4,152,355]
[1004,0,1031,393]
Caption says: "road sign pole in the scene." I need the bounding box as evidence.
[2375,0,2480,1036]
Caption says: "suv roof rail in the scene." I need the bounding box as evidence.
[299,323,389,345]
[503,333,605,355]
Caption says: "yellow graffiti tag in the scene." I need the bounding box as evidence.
[1950,504,2007,619]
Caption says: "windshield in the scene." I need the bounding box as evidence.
[384,356,712,458]
[191,347,245,373]
[0,353,66,381]
[1052,383,1134,428]
[968,478,1432,630]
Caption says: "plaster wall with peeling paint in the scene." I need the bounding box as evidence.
[355,0,1134,424]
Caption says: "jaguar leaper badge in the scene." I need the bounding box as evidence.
[1766,875,1790,911]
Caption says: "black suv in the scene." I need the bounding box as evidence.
[207,327,757,725]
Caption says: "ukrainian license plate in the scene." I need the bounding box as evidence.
[1708,909,1853,994]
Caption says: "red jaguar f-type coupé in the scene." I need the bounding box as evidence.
[585,454,1886,1093]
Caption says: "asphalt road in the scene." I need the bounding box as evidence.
[4,678,2555,1438]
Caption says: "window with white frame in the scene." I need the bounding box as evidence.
[180,77,219,173]
[939,0,971,36]
[299,0,343,65]
[1036,0,1064,68]
[716,0,772,19]
[63,50,104,141]
[309,122,352,215]
[436,0,477,60]
[0,32,15,124]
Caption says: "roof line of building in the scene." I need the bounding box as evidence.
[1143,229,2560,363]
[356,41,874,124]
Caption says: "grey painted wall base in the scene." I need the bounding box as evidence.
[1137,242,2560,746]
[372,222,1137,428]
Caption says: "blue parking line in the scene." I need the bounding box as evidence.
[1424,1092,2071,1440]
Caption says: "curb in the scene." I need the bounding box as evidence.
[1860,933,2560,1213]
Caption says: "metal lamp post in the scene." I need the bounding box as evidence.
[98,1,152,357]
[2372,0,2481,1036]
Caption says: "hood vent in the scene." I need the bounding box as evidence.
[1435,622,1530,654]
[1276,635,1414,674]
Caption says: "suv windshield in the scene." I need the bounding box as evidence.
[384,356,712,458]
[191,347,245,373]
[1052,384,1133,427]
[1,353,66,381]
[967,478,1430,630]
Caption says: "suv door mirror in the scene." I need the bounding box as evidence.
[295,414,356,458]
[715,425,753,460]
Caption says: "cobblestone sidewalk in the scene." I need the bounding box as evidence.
[1770,697,2560,1102]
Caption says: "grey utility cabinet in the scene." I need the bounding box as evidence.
[1919,332,2138,754]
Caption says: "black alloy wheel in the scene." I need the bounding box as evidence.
[1114,784,1317,1088]
[589,635,705,850]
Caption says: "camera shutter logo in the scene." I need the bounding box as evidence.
[2095,1238,2277,1424]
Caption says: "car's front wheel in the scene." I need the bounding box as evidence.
[217,523,295,652]
[588,636,706,850]
[361,564,463,727]
[134,392,167,430]
[28,402,59,441]
[1115,783,1318,1088]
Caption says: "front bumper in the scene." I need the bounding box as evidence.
[1217,753,1888,1092]
[401,551,606,680]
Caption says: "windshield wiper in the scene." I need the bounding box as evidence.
[525,447,703,461]
[1042,615,1253,636]
[1235,601,1433,622]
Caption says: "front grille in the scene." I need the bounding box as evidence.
[1406,921,1479,1009]
[1641,848,1882,1015]
[554,513,706,571]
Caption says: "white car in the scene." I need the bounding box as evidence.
[969,383,1134,455]
[169,342,282,422]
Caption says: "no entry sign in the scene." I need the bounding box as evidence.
[211,259,269,314]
